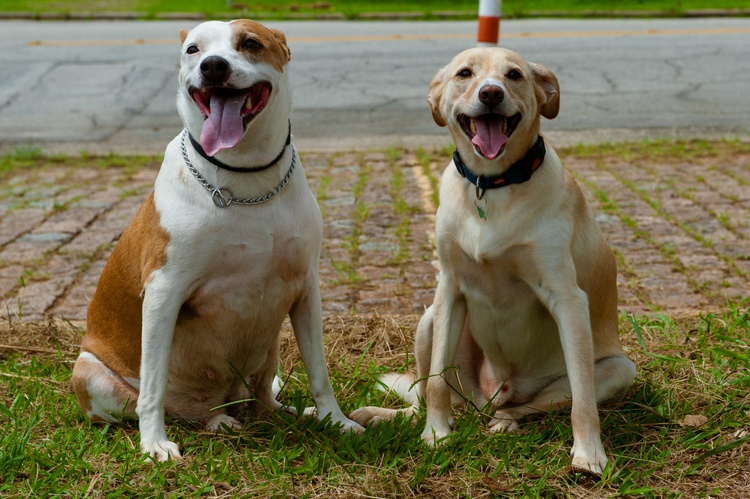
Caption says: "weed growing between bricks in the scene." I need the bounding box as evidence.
[1,139,749,496]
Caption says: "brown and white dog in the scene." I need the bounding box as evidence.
[350,47,635,474]
[72,19,363,462]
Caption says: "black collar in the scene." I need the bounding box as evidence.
[187,120,292,173]
[453,135,546,191]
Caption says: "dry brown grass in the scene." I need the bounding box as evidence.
[2,309,749,497]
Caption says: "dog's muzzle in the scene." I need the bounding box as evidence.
[189,78,272,157]
[459,112,521,160]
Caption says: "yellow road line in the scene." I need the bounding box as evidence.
[28,26,750,47]
[291,26,750,43]
[27,38,177,47]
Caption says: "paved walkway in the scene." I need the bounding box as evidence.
[1,142,749,324]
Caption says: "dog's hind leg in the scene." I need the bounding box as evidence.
[205,413,243,432]
[349,372,420,426]
[348,405,419,427]
[488,353,635,432]
[249,335,284,414]
[489,354,635,438]
[72,351,138,423]
[594,354,636,402]
[349,305,437,427]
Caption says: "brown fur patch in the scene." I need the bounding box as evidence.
[230,20,291,73]
[82,192,170,379]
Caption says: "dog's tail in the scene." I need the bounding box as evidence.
[378,372,420,406]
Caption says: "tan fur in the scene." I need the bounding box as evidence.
[351,48,635,475]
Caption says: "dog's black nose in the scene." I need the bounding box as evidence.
[478,84,504,107]
[200,56,231,84]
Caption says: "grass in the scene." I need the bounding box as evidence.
[1,0,749,19]
[562,138,750,164]
[2,138,750,495]
[1,305,749,497]
[415,147,441,210]
[332,153,370,287]
[0,146,44,181]
[386,147,413,268]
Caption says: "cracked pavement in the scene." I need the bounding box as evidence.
[1,17,749,323]
[1,18,749,154]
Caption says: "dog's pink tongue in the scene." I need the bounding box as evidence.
[200,93,246,156]
[471,115,508,159]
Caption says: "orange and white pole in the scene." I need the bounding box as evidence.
[477,0,502,46]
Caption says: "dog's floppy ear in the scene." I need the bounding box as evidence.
[271,29,291,62]
[179,29,190,44]
[530,63,560,120]
[427,66,448,127]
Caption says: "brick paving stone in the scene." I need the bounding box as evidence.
[2,144,749,324]
[575,151,750,313]
[2,236,63,266]
[62,228,115,257]
[11,275,76,321]
[32,206,102,235]
[0,208,47,247]
[47,259,106,321]
[0,264,24,299]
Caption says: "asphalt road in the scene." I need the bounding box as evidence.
[0,17,749,154]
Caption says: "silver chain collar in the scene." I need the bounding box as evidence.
[180,129,296,208]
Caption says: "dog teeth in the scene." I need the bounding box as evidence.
[470,119,477,135]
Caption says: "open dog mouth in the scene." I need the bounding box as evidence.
[190,81,272,156]
[459,113,521,160]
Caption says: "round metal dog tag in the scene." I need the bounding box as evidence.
[211,187,233,208]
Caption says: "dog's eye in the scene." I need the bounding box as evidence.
[507,69,522,80]
[243,38,263,50]
[456,68,472,78]
[186,45,199,55]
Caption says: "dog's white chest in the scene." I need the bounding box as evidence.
[152,149,321,324]
[183,230,310,319]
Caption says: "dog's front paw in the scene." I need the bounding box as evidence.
[141,439,181,462]
[488,410,520,433]
[570,441,608,476]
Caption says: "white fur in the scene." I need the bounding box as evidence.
[73,20,363,464]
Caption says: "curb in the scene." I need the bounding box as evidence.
[0,9,748,22]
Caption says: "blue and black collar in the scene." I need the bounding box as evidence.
[453,135,546,191]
